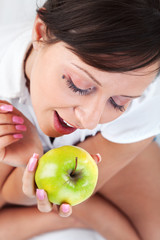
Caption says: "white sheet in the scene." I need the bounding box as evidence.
[30,229,105,240]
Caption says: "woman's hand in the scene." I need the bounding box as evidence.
[22,153,73,217]
[0,102,23,162]
[22,152,101,217]
[0,101,43,167]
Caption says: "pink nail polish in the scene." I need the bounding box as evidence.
[13,134,23,139]
[28,155,38,171]
[0,104,13,112]
[36,189,46,200]
[33,153,39,158]
[96,153,102,163]
[15,125,27,131]
[61,204,70,213]
[12,116,24,124]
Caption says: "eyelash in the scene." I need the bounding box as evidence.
[63,75,125,112]
[64,75,93,95]
[109,97,125,112]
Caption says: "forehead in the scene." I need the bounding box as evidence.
[45,42,159,94]
[94,65,158,95]
[66,51,159,95]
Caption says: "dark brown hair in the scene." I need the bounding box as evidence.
[37,0,160,72]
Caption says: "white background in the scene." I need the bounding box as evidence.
[0,0,45,25]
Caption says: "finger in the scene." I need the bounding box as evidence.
[0,134,23,149]
[0,104,13,112]
[36,189,53,213]
[90,153,102,164]
[0,113,24,125]
[0,124,27,137]
[58,203,72,217]
[22,153,39,198]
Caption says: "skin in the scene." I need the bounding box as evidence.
[0,15,160,240]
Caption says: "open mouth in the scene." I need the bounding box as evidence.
[54,111,77,135]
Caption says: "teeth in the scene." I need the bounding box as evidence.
[63,120,74,128]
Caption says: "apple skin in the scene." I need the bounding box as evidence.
[35,145,98,206]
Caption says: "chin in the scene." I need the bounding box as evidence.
[39,125,62,138]
[45,129,63,138]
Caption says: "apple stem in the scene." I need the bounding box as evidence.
[71,157,78,176]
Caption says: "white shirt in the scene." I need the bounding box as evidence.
[0,23,160,153]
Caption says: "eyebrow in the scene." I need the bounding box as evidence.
[72,63,141,99]
[72,63,102,86]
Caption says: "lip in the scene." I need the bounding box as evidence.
[53,111,77,135]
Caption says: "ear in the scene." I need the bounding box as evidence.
[32,15,47,50]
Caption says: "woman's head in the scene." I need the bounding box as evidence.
[37,0,160,72]
[26,0,160,137]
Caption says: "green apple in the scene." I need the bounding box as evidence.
[35,145,98,206]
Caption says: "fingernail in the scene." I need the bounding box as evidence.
[28,154,38,171]
[12,116,24,124]
[0,104,13,112]
[90,153,102,164]
[95,153,102,163]
[33,153,39,158]
[15,125,27,131]
[13,133,23,139]
[36,189,46,200]
[61,204,70,213]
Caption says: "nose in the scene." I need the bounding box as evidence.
[74,97,105,130]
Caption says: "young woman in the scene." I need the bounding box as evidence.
[0,1,160,239]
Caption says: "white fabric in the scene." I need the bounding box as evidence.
[0,0,45,25]
[29,229,105,240]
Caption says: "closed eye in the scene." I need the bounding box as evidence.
[109,97,125,112]
[63,75,95,95]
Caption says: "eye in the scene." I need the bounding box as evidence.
[63,75,94,96]
[109,97,125,112]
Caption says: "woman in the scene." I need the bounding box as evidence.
[0,1,160,239]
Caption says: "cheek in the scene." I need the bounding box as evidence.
[100,104,125,124]
[30,74,75,112]
[103,112,123,123]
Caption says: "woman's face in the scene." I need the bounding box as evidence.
[27,21,159,138]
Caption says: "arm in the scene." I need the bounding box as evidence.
[0,101,43,208]
[0,194,141,240]
[1,132,153,205]
[1,133,152,239]
[0,205,86,240]
[77,132,154,191]
[0,101,43,168]
[0,162,140,240]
